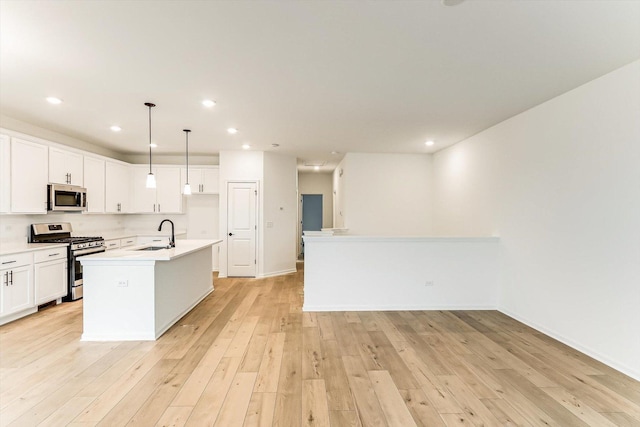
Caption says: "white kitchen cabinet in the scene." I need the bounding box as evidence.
[104,239,121,250]
[34,248,67,305]
[0,134,10,213]
[49,147,83,186]
[181,167,219,194]
[105,160,130,213]
[131,166,182,213]
[83,156,105,213]
[10,138,48,213]
[137,236,170,246]
[0,253,34,318]
[120,237,136,248]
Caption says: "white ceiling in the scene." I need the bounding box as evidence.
[1,0,639,172]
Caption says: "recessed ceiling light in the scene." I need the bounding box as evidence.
[149,143,158,148]
[228,128,238,134]
[330,151,339,155]
[441,0,465,6]
[202,99,216,108]
[425,140,435,146]
[242,144,250,150]
[46,97,62,105]
[110,125,122,132]
[314,166,320,171]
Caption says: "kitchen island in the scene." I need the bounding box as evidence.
[80,239,222,341]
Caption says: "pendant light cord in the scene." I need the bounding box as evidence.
[184,129,191,184]
[148,104,152,174]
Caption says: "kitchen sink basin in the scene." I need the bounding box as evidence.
[135,246,169,251]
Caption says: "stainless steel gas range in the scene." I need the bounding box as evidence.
[30,223,105,301]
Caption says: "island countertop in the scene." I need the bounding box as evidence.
[80,239,222,263]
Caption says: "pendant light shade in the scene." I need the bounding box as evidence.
[183,129,192,195]
[145,102,156,189]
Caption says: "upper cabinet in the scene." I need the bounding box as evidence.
[131,166,182,213]
[10,138,48,214]
[0,135,10,213]
[49,147,83,186]
[105,160,130,213]
[83,156,105,213]
[181,166,219,194]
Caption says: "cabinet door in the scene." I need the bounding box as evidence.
[130,167,156,213]
[156,167,182,213]
[0,135,10,213]
[49,147,83,186]
[83,156,105,213]
[181,167,203,194]
[1,265,34,315]
[105,161,130,213]
[10,138,48,213]
[34,259,67,305]
[201,168,219,194]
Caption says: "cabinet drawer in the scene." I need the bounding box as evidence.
[104,239,121,250]
[120,238,136,247]
[0,252,32,268]
[34,247,67,263]
[137,236,169,245]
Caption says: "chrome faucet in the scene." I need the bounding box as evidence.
[158,219,175,248]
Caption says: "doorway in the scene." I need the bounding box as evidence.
[227,181,257,277]
[300,194,323,257]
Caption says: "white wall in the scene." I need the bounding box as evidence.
[263,152,298,277]
[186,195,220,270]
[333,157,347,229]
[0,115,124,160]
[432,60,640,380]
[341,153,433,235]
[298,172,334,229]
[0,213,126,244]
[304,236,500,311]
[218,150,263,278]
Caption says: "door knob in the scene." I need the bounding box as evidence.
[228,233,234,236]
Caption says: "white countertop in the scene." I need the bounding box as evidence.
[99,229,187,241]
[0,242,69,256]
[80,239,222,263]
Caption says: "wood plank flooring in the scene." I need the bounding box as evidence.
[1,264,639,426]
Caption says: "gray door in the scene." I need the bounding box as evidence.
[302,194,323,255]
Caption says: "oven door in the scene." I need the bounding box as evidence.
[69,246,105,301]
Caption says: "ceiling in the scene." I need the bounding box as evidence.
[1,1,639,172]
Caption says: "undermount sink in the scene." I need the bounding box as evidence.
[135,246,169,251]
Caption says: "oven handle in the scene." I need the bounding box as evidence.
[73,247,106,257]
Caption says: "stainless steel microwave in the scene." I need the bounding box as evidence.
[47,184,87,212]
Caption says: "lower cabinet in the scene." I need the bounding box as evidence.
[1,264,33,317]
[1,247,68,325]
[34,249,67,305]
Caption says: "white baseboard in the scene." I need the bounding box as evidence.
[499,308,640,382]
[258,268,297,279]
[302,304,497,312]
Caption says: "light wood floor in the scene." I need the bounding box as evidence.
[1,266,639,426]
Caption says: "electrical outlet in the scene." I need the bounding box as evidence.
[117,279,128,287]
[425,281,434,287]
[266,221,274,228]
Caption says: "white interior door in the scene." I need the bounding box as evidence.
[227,181,257,277]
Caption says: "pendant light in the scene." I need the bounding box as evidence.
[144,102,156,188]
[183,129,192,195]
